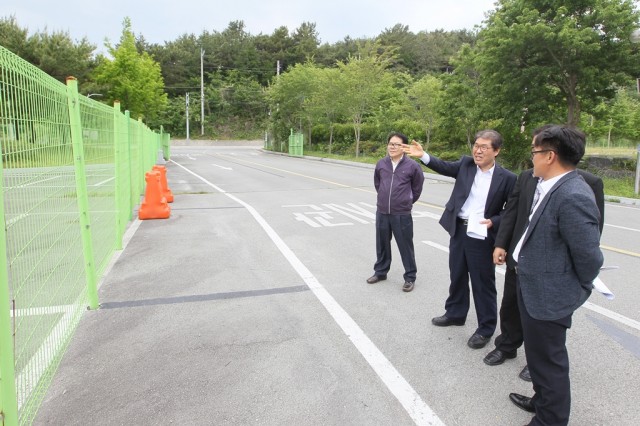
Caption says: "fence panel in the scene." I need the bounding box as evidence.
[288,129,304,157]
[0,45,169,425]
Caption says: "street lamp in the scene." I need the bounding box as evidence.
[87,93,103,99]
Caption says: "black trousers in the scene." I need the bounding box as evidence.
[517,278,572,426]
[493,266,523,355]
[373,212,416,282]
[444,221,497,337]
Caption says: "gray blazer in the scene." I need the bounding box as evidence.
[517,171,604,321]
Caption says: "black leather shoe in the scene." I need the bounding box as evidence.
[509,393,535,413]
[483,348,517,366]
[366,275,387,284]
[519,365,532,382]
[431,315,465,327]
[402,281,414,292]
[467,333,490,349]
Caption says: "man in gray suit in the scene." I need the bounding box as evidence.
[485,125,605,385]
[508,125,603,426]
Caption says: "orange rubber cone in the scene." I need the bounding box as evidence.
[152,165,174,203]
[138,170,171,220]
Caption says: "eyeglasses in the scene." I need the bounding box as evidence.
[472,144,492,152]
[530,149,556,159]
[387,143,403,148]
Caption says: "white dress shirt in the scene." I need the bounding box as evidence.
[511,171,571,262]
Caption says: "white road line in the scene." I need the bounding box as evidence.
[172,159,445,426]
[604,223,640,232]
[9,304,71,318]
[581,302,640,330]
[606,203,640,211]
[6,213,29,228]
[15,304,80,409]
[211,164,232,170]
[94,177,115,187]
[11,219,144,409]
[8,176,60,189]
[422,240,640,332]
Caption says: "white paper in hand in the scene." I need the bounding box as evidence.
[466,211,488,240]
[593,276,614,300]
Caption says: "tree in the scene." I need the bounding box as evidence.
[338,41,395,156]
[586,86,640,144]
[476,0,640,126]
[253,26,295,85]
[150,33,201,95]
[410,29,478,74]
[267,61,322,143]
[439,45,486,149]
[0,15,33,61]
[314,36,361,68]
[303,66,346,151]
[93,18,167,126]
[291,22,320,64]
[30,30,95,83]
[0,16,96,89]
[377,24,417,74]
[409,75,444,144]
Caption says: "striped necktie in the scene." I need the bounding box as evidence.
[530,180,542,214]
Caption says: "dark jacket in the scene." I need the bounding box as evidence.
[422,155,517,244]
[374,154,424,215]
[495,168,604,269]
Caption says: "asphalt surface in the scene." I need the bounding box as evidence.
[34,141,640,425]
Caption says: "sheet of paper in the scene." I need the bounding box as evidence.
[593,276,614,300]
[466,211,487,240]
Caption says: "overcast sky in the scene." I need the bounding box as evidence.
[3,0,499,49]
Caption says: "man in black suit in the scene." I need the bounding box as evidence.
[485,127,605,383]
[506,125,603,425]
[404,130,516,349]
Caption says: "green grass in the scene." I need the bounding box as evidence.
[586,146,636,157]
[601,176,639,199]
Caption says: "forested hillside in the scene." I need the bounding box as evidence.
[2,0,639,170]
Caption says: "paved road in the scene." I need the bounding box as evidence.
[35,143,640,425]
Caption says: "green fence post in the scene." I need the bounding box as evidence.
[124,110,134,220]
[158,126,162,161]
[66,77,99,310]
[297,133,304,156]
[138,118,145,191]
[113,101,124,250]
[0,168,19,426]
[161,126,170,160]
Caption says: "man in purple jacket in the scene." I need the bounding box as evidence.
[367,132,424,292]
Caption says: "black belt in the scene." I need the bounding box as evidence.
[457,217,468,226]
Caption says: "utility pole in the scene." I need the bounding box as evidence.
[277,60,280,77]
[186,92,190,141]
[201,48,205,136]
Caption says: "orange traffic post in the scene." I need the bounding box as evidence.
[138,170,171,220]
[152,165,174,203]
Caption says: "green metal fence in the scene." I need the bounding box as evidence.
[288,129,304,157]
[0,45,168,425]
